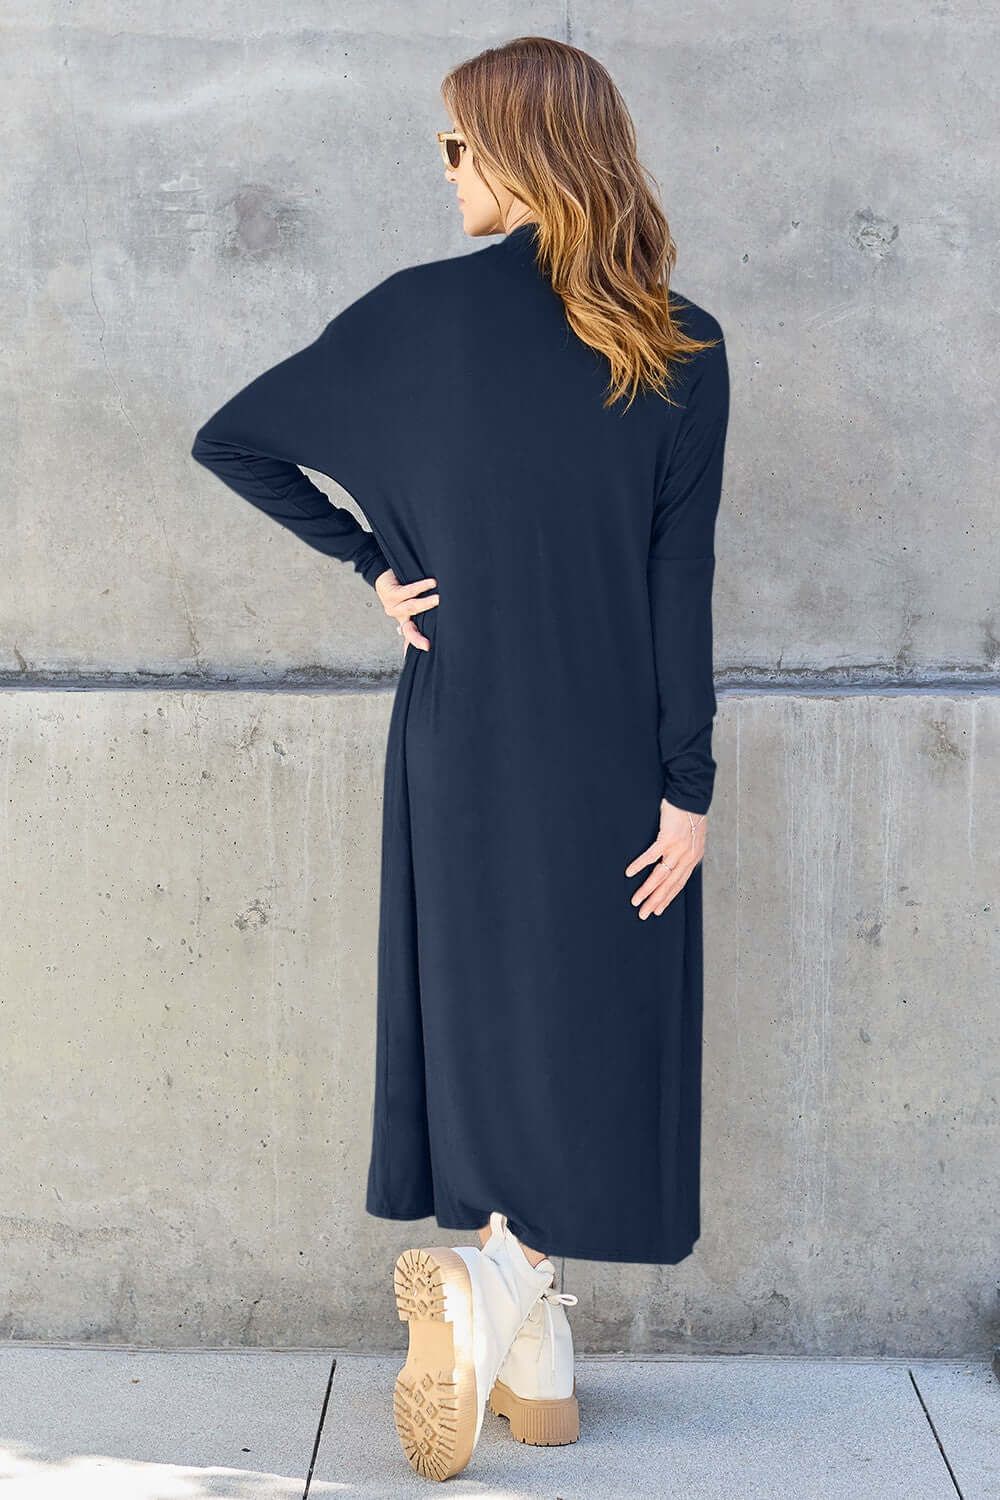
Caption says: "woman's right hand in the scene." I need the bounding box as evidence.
[624,799,707,919]
[373,570,440,653]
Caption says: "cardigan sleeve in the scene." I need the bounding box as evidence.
[647,332,730,816]
[190,300,392,590]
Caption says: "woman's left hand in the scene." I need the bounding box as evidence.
[624,799,707,919]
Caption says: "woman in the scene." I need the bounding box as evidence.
[192,35,729,1484]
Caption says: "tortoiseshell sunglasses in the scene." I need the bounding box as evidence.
[437,131,467,169]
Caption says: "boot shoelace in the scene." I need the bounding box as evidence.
[538,1287,579,1376]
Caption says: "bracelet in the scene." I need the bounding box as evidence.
[661,798,706,858]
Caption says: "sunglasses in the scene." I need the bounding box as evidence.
[437,131,467,170]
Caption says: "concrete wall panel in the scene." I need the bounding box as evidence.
[1,690,995,1353]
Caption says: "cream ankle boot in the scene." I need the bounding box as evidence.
[489,1279,580,1444]
[392,1211,556,1481]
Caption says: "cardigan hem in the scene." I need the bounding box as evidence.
[365,1201,698,1266]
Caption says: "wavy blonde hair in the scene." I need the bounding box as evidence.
[440,35,721,411]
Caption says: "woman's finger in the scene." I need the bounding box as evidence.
[401,615,430,652]
[404,593,440,618]
[624,838,661,878]
[650,864,690,916]
[634,856,692,918]
[629,861,673,911]
[638,875,679,918]
[397,576,438,600]
[625,829,689,878]
[380,575,437,620]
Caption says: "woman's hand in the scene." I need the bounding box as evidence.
[373,570,440,653]
[624,799,707,919]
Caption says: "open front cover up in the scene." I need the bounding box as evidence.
[191,222,730,1264]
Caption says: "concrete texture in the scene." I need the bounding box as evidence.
[1,1347,996,1497]
[0,1347,331,1497]
[910,1358,1000,1500]
[1,4,998,1355]
[2,3,997,685]
[1,690,997,1352]
[315,1354,971,1498]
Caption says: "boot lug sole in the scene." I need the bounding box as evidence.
[488,1375,581,1445]
[392,1246,478,1481]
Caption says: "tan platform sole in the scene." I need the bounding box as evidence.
[488,1375,580,1445]
[392,1246,478,1481]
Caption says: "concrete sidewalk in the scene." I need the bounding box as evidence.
[0,1346,995,1497]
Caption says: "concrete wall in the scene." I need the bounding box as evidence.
[2,3,997,1355]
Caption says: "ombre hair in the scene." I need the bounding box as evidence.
[441,36,721,411]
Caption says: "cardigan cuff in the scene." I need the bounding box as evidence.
[356,539,392,589]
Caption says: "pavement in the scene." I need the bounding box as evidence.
[0,1346,996,1498]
